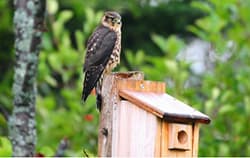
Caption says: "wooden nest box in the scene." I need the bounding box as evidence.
[98,72,210,157]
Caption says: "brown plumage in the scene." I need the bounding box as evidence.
[82,11,122,110]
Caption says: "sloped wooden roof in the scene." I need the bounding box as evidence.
[119,90,210,124]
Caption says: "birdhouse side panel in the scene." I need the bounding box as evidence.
[113,100,158,157]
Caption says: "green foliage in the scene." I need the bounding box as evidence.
[0,1,13,136]
[0,137,12,156]
[187,0,250,156]
[35,0,102,156]
[0,4,13,153]
[132,34,188,97]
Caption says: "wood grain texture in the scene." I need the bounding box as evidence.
[161,122,171,157]
[117,79,166,93]
[154,118,162,157]
[114,101,158,157]
[98,72,144,157]
[192,123,200,157]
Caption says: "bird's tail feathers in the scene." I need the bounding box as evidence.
[81,65,105,104]
[81,91,88,102]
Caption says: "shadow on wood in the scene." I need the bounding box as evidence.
[98,71,210,157]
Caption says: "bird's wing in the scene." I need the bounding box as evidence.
[82,26,117,101]
[84,26,117,71]
[82,65,104,101]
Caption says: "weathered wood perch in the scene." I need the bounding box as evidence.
[98,71,210,157]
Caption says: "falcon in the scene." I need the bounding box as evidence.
[82,11,122,110]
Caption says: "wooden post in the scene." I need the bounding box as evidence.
[98,72,144,157]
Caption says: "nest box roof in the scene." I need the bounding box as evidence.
[119,90,210,124]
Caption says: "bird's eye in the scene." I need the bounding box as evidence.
[106,15,113,19]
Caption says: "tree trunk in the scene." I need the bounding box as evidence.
[8,0,46,156]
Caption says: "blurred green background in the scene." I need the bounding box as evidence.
[0,0,250,156]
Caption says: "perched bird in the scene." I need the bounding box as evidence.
[82,11,122,110]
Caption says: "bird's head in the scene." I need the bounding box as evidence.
[101,11,122,32]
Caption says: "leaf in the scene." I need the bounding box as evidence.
[47,0,58,15]
[48,53,63,73]
[45,75,58,87]
[165,59,178,74]
[244,97,250,115]
[75,30,85,52]
[151,34,167,53]
[205,100,214,114]
[212,87,220,100]
[187,25,208,40]
[84,8,102,34]
[191,1,212,13]
[125,50,133,62]
[165,35,185,55]
[218,143,230,156]
[219,104,235,115]
[221,91,233,103]
[53,10,73,39]
[39,146,54,157]
[0,137,12,156]
[58,11,73,25]
[135,50,145,65]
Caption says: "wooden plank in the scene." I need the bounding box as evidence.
[117,79,166,93]
[128,102,147,156]
[192,123,200,157]
[115,100,131,156]
[119,90,211,124]
[115,101,158,157]
[154,118,162,157]
[161,122,170,156]
[98,72,144,157]
[145,108,158,156]
[111,92,121,156]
